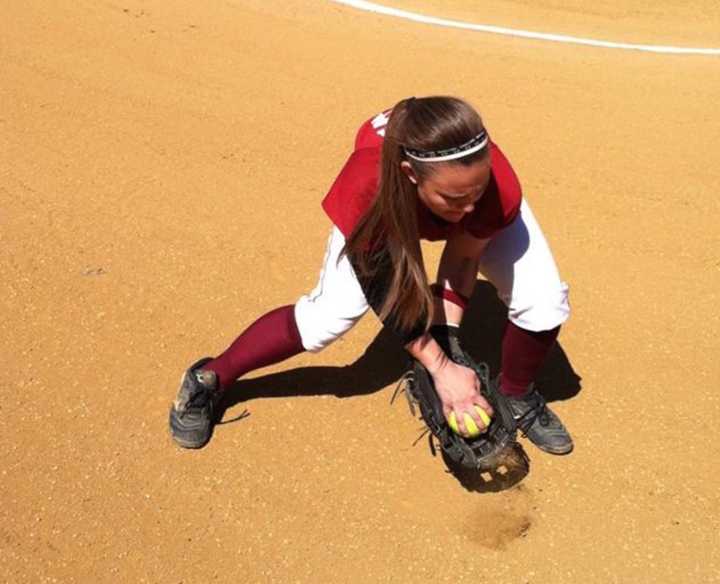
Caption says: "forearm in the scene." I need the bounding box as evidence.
[432,239,486,325]
[404,324,494,432]
[436,253,481,300]
[431,284,474,326]
[348,234,485,351]
[404,332,449,374]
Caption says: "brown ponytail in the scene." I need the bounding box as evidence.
[343,96,487,335]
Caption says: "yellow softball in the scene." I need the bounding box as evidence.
[448,406,492,437]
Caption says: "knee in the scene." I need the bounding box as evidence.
[507,282,570,332]
[293,297,365,353]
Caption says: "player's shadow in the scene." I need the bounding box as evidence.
[221,326,409,411]
[221,280,582,490]
[222,280,580,407]
[460,282,582,403]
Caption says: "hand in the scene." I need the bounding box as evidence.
[430,359,494,437]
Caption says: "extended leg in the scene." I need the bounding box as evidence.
[169,226,371,448]
[203,305,304,390]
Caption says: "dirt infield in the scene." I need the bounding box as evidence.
[2,1,719,582]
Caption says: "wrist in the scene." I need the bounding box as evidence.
[430,284,468,326]
[430,284,470,311]
[426,351,449,376]
[404,334,449,375]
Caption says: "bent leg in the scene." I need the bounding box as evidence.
[500,322,559,397]
[478,199,569,333]
[478,199,573,453]
[204,226,370,389]
[478,199,570,396]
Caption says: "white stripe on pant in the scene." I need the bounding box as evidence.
[294,199,570,352]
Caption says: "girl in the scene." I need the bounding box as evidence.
[169,96,572,455]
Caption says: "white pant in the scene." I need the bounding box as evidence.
[294,199,570,352]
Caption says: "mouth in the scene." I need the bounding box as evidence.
[445,210,466,222]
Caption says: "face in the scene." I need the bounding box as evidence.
[402,157,492,223]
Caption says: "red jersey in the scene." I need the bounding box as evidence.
[322,110,523,242]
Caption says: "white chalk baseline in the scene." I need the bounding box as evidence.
[329,0,720,55]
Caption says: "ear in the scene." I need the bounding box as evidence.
[400,161,418,185]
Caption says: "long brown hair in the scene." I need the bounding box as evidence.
[343,96,487,335]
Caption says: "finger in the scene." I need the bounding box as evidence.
[471,378,494,417]
[475,394,494,418]
[462,403,486,433]
[455,404,481,437]
[463,411,482,437]
[454,408,471,437]
[447,410,466,436]
[468,405,490,432]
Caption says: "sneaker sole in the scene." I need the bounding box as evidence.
[168,409,215,449]
[534,441,574,455]
[171,433,213,449]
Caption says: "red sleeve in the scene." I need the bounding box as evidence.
[321,147,381,238]
[353,116,387,150]
[463,141,522,239]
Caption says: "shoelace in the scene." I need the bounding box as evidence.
[188,389,209,408]
[177,375,212,418]
[513,394,550,436]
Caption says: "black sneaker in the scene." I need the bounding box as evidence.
[169,358,220,449]
[506,385,573,455]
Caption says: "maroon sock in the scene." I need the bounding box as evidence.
[202,305,305,390]
[500,321,560,397]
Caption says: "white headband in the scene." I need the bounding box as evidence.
[403,131,489,163]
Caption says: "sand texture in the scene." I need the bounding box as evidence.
[2,1,719,582]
